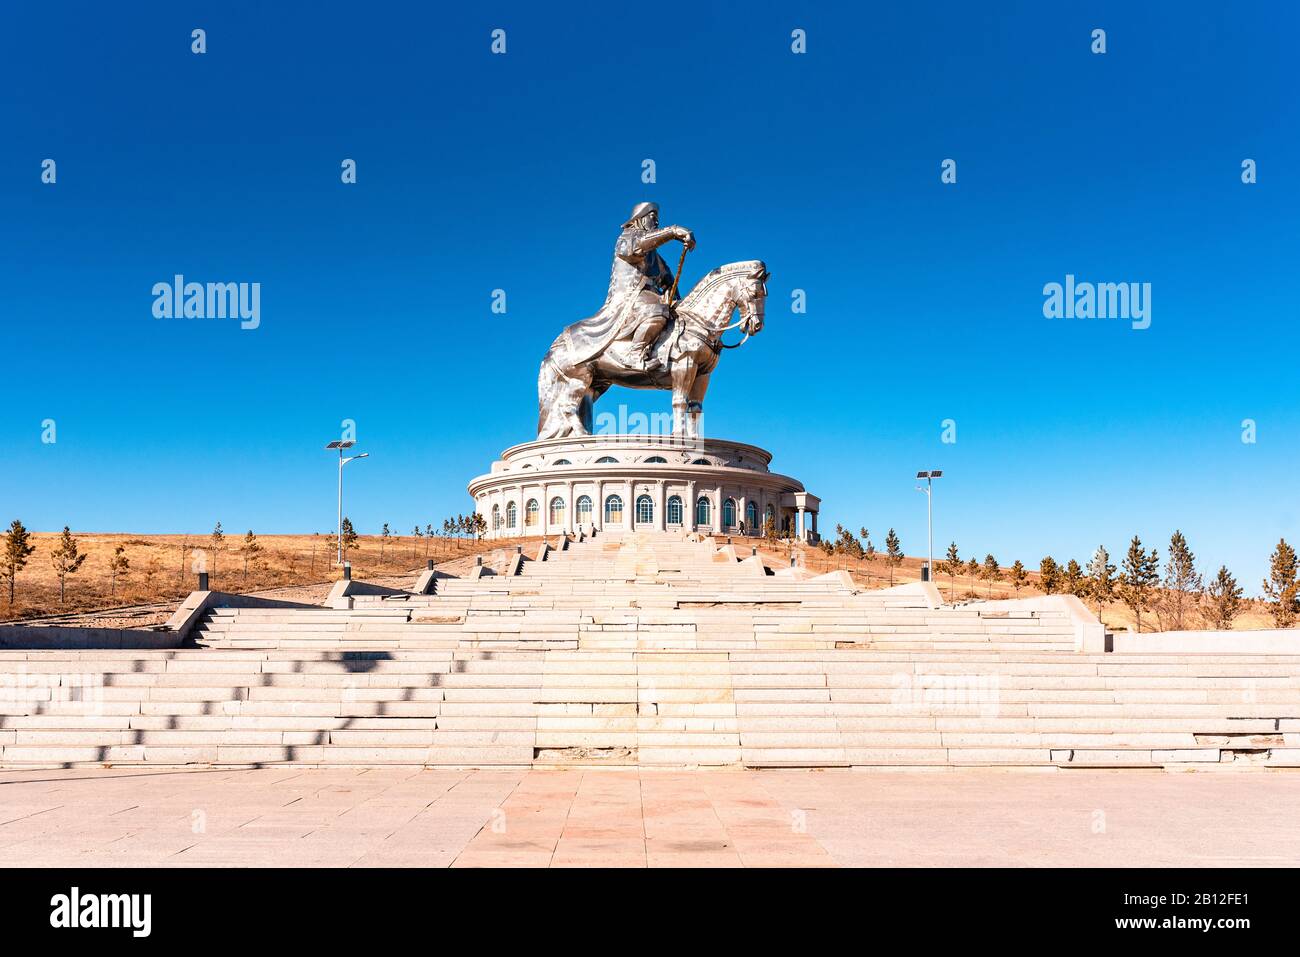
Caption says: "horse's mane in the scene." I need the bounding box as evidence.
[678,260,767,312]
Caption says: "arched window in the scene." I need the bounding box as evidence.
[549,496,565,525]
[723,498,737,529]
[604,494,624,524]
[552,459,571,465]
[667,495,683,525]
[644,456,667,464]
[696,496,712,527]
[506,501,518,529]
[576,495,593,524]
[745,501,757,530]
[491,504,501,530]
[596,456,618,464]
[765,504,775,523]
[691,458,711,466]
[636,494,654,524]
[525,499,539,528]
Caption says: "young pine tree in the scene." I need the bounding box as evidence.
[1161,530,1202,631]
[942,543,960,601]
[885,528,903,586]
[1117,535,1160,633]
[49,526,87,604]
[210,522,225,587]
[341,517,359,560]
[142,555,162,593]
[380,523,390,560]
[0,520,37,607]
[1204,565,1243,631]
[981,554,1000,598]
[964,557,980,596]
[1038,557,1060,595]
[1085,545,1116,617]
[239,530,261,580]
[1009,560,1028,594]
[1262,538,1300,628]
[108,544,130,597]
[1062,558,1084,596]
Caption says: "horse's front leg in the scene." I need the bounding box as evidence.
[686,372,711,439]
[670,355,696,437]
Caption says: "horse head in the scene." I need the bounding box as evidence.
[678,260,769,342]
[736,261,768,338]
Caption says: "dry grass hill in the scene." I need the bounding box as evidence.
[2,529,1271,635]
[1,532,539,624]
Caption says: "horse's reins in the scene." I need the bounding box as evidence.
[666,246,753,353]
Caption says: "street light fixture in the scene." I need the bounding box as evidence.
[915,470,943,584]
[326,440,369,565]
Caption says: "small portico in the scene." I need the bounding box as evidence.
[780,491,821,544]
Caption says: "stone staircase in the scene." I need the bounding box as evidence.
[1,647,1297,768]
[2,531,1298,770]
[193,532,1087,654]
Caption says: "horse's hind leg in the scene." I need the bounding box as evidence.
[538,357,592,438]
[560,364,594,436]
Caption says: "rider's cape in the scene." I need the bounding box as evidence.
[560,228,672,366]
[562,276,647,367]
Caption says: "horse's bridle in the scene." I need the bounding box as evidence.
[668,269,766,356]
[673,297,760,354]
[673,311,739,355]
[718,303,758,350]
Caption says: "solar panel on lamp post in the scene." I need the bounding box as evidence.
[915,470,943,584]
[325,440,369,566]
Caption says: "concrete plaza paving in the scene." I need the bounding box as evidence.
[1,766,1297,867]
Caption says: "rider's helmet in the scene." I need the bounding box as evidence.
[622,201,659,228]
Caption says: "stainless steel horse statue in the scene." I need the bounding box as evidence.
[537,204,767,439]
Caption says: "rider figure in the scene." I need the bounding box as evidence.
[613,202,695,368]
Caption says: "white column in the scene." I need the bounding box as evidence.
[565,481,574,535]
[656,480,666,531]
[685,480,696,532]
[796,506,806,540]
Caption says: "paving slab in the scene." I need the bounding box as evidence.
[1,766,1298,866]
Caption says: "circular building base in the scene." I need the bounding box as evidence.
[467,435,820,541]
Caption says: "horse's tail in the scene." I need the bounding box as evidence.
[537,340,571,438]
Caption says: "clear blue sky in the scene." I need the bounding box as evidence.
[2,2,1296,590]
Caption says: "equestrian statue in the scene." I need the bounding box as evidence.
[536,201,767,439]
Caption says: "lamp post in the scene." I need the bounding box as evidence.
[325,440,369,565]
[915,470,942,583]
